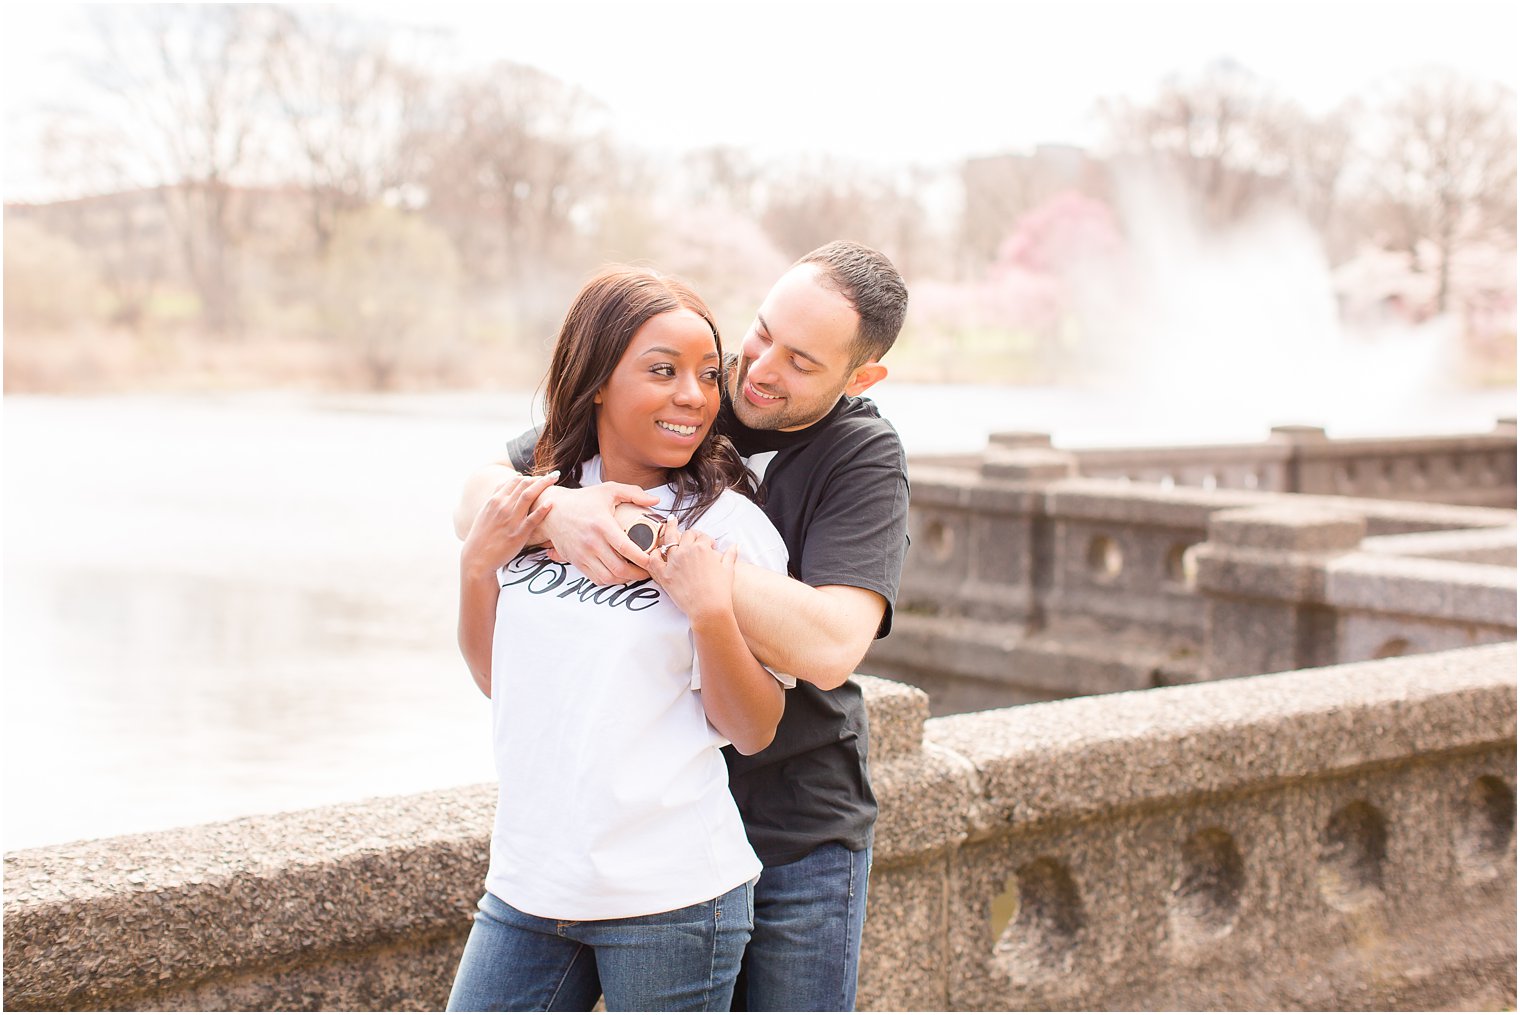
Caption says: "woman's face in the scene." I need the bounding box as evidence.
[593,308,723,489]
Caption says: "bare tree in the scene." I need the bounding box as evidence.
[260,7,432,257]
[37,115,168,329]
[959,154,1041,277]
[84,5,279,335]
[759,161,868,257]
[758,159,929,270]
[680,146,766,218]
[1283,104,1356,257]
[1367,70,1517,312]
[2,217,105,333]
[321,206,461,388]
[404,61,613,288]
[1101,59,1307,226]
[959,146,1108,279]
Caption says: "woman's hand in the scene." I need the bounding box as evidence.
[458,472,558,697]
[461,472,558,578]
[649,524,781,755]
[646,526,736,626]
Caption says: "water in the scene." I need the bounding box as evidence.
[3,392,529,850]
[3,385,1512,850]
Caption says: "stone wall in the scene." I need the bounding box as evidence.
[952,419,1517,508]
[3,789,494,1011]
[870,454,1515,713]
[862,643,1517,1011]
[6,645,1514,1011]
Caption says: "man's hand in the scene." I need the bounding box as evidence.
[536,482,662,586]
[454,458,661,586]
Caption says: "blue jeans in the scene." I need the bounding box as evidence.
[733,843,872,1012]
[446,882,754,1012]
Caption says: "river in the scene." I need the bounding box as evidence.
[3,385,1512,849]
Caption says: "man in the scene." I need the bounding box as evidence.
[454,241,909,1011]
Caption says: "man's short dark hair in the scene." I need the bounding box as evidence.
[794,241,908,368]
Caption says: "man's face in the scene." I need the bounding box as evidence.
[730,265,867,432]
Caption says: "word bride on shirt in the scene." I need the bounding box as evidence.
[501,550,662,612]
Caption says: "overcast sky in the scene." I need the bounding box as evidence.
[3,0,1517,200]
[382,0,1518,160]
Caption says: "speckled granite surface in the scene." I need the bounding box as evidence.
[6,646,1514,1011]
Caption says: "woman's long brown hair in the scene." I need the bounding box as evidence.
[533,266,757,525]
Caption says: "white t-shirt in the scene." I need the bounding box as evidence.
[485,456,790,920]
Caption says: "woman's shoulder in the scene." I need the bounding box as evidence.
[692,489,773,536]
[683,490,781,564]
[695,491,787,573]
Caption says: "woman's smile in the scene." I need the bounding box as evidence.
[594,308,722,488]
[656,419,702,437]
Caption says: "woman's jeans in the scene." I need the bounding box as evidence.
[446,880,754,1012]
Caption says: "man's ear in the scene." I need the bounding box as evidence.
[843,361,888,397]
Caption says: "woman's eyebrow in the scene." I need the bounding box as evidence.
[640,346,719,359]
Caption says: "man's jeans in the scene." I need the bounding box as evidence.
[446,881,753,1012]
[733,843,872,1012]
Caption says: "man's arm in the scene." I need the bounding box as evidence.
[649,529,783,755]
[723,438,907,691]
[453,457,660,585]
[458,463,886,689]
[454,458,516,540]
[730,564,886,691]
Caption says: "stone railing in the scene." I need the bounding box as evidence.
[951,419,1518,508]
[871,458,1515,713]
[862,643,1517,1011]
[5,645,1515,1011]
[3,789,496,1011]
[1196,503,1515,679]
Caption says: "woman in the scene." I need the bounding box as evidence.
[448,267,789,1012]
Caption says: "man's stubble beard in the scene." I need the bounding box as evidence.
[729,358,842,433]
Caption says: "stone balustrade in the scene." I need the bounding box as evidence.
[3,788,496,1011]
[863,642,1517,1011]
[1360,525,1517,567]
[957,419,1518,508]
[872,459,1515,713]
[5,645,1515,1011]
[1197,504,1515,679]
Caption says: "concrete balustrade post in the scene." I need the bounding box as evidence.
[987,431,1055,449]
[978,446,1077,482]
[1195,505,1368,679]
[1268,425,1329,442]
[855,675,977,1011]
